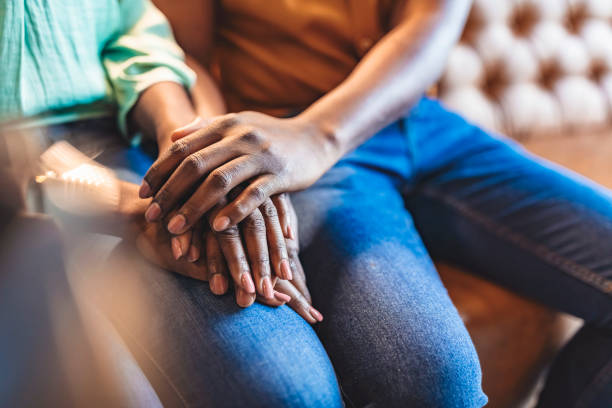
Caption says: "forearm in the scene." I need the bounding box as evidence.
[299,0,471,160]
[130,82,198,153]
[185,55,227,118]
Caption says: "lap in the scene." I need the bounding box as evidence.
[95,242,342,408]
[292,163,486,407]
[404,99,612,325]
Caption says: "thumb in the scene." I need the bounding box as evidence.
[170,117,207,141]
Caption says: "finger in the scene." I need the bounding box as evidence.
[272,193,293,239]
[144,140,246,222]
[214,224,256,295]
[166,209,192,260]
[235,287,256,308]
[165,155,264,233]
[260,198,292,280]
[206,228,229,295]
[287,243,311,304]
[256,290,292,307]
[187,223,203,262]
[170,229,192,260]
[170,117,210,141]
[139,115,238,199]
[275,280,322,324]
[136,230,208,281]
[241,209,274,299]
[212,174,280,231]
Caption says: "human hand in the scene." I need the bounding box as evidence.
[265,194,323,324]
[189,193,295,303]
[138,112,338,235]
[172,191,323,323]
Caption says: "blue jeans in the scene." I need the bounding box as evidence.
[91,98,612,407]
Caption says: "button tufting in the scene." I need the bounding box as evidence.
[440,0,612,137]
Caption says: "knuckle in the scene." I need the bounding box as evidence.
[254,257,271,271]
[216,225,240,240]
[264,155,284,172]
[237,255,250,273]
[207,255,223,269]
[232,200,250,218]
[223,113,239,127]
[240,129,264,145]
[248,185,268,203]
[169,140,190,156]
[272,241,287,254]
[144,166,159,183]
[183,153,207,173]
[243,214,266,232]
[209,169,232,190]
[289,296,308,312]
[289,258,301,275]
[179,202,197,219]
[155,189,171,207]
[261,200,278,219]
[287,246,299,258]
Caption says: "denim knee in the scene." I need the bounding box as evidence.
[415,341,487,408]
[377,338,487,408]
[339,327,487,408]
[246,365,343,408]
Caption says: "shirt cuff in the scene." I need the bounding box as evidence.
[114,64,196,140]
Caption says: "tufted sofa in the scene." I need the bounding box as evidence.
[439,0,612,139]
[436,0,612,406]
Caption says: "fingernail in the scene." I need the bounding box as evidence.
[286,225,295,240]
[273,291,291,303]
[144,202,161,222]
[139,180,152,198]
[187,245,199,262]
[213,216,230,231]
[171,237,183,260]
[280,259,293,280]
[262,277,274,299]
[309,306,324,322]
[241,273,256,294]
[167,214,186,234]
[210,274,224,294]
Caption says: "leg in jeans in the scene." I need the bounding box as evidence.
[292,123,488,408]
[47,120,344,408]
[95,243,343,408]
[404,98,612,407]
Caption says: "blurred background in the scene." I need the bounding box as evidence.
[436,1,612,406]
[2,0,612,407]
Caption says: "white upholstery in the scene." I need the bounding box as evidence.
[439,0,612,138]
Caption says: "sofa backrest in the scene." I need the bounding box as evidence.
[438,0,612,139]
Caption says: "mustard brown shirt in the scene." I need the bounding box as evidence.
[214,0,400,116]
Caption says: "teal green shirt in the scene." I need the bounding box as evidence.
[0,0,195,136]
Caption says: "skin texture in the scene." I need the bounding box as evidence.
[70,176,319,323]
[124,78,320,320]
[142,0,473,235]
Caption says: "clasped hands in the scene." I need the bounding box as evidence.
[138,112,337,323]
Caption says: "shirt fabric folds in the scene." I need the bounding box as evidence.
[214,0,397,116]
[0,0,195,136]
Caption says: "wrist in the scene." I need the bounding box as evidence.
[293,111,344,165]
[131,82,198,155]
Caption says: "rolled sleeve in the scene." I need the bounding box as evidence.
[102,0,196,137]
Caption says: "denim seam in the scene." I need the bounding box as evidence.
[421,187,612,296]
[575,355,612,408]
